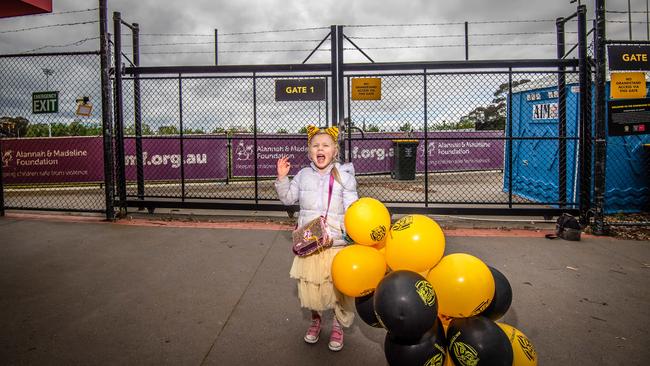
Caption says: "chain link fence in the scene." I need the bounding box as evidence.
[346,70,581,209]
[0,52,105,212]
[118,74,330,203]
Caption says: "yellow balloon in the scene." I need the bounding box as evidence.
[385,215,445,273]
[344,197,391,246]
[497,323,538,366]
[331,245,387,297]
[426,253,495,318]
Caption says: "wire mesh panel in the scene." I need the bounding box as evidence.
[347,74,425,203]
[0,52,105,212]
[118,74,329,203]
[347,69,581,209]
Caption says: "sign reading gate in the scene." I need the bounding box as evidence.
[275,79,326,101]
[32,91,59,114]
[607,45,650,71]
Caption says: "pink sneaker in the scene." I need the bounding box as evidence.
[304,316,321,344]
[328,319,344,351]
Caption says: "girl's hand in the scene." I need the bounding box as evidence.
[277,156,291,179]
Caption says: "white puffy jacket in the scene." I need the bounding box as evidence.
[275,162,358,246]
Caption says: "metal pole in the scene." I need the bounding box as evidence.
[465,21,469,61]
[99,0,115,220]
[629,0,633,40]
[423,69,429,207]
[508,68,513,208]
[346,75,351,162]
[336,25,345,160]
[133,22,145,208]
[330,25,337,128]
[577,4,592,224]
[557,17,567,208]
[253,72,258,204]
[337,25,345,127]
[593,0,607,234]
[0,128,4,217]
[113,11,127,215]
[647,0,649,40]
[215,29,218,65]
[178,74,185,202]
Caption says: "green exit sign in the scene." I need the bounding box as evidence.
[32,91,59,114]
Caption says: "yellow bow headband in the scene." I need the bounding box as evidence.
[306,125,339,143]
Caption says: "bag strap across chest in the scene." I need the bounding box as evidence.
[324,173,335,219]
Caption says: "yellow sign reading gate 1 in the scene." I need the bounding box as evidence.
[352,78,382,100]
[611,72,647,99]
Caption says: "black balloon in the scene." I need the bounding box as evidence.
[480,266,513,320]
[374,270,438,342]
[447,316,513,366]
[355,292,383,328]
[384,318,447,366]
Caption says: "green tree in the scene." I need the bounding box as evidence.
[183,127,206,134]
[398,122,413,132]
[25,123,50,137]
[50,122,69,137]
[277,128,288,134]
[0,116,30,137]
[462,79,530,131]
[298,126,308,133]
[158,125,179,135]
[366,124,380,132]
[125,123,154,136]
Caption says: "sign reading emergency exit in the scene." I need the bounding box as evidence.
[32,91,59,114]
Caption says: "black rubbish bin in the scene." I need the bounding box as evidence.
[391,140,419,180]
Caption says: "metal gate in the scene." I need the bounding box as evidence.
[112,8,592,218]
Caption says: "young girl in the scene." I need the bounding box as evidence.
[275,125,358,352]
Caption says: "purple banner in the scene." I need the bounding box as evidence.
[348,131,504,174]
[123,138,228,181]
[231,135,311,177]
[2,137,104,184]
[230,131,504,177]
[2,132,502,184]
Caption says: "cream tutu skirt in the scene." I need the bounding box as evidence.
[289,246,355,327]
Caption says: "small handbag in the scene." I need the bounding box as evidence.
[292,174,335,257]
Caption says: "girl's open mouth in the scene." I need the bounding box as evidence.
[316,154,325,164]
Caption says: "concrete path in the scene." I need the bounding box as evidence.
[0,214,648,365]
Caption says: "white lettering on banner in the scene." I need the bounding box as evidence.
[419,141,493,158]
[351,146,394,161]
[124,152,207,168]
[532,103,559,120]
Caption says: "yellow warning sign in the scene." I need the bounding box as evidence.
[352,78,382,100]
[611,72,647,99]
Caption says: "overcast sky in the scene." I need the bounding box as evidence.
[1,0,648,66]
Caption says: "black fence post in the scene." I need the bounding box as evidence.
[253,72,258,204]
[0,135,4,217]
[337,25,344,129]
[133,22,145,209]
[464,21,469,61]
[557,17,568,208]
[346,75,351,162]
[99,0,115,220]
[330,25,337,128]
[178,74,185,202]
[423,68,429,207]
[113,11,127,215]
[592,0,608,234]
[507,67,513,208]
[577,4,592,225]
[215,29,218,66]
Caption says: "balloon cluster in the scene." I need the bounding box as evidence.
[332,197,538,366]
